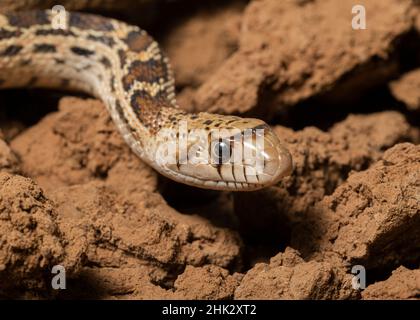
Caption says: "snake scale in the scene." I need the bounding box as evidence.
[0,10,292,191]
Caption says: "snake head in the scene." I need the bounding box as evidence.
[154,116,293,191]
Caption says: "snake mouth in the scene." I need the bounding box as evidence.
[159,145,293,191]
[160,167,269,191]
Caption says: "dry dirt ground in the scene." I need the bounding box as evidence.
[0,0,419,299]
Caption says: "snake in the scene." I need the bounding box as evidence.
[0,10,292,191]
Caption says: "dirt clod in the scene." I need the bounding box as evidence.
[390,69,420,111]
[234,248,358,300]
[0,172,65,295]
[362,266,420,300]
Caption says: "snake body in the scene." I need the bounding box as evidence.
[0,10,292,191]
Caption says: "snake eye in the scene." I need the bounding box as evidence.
[213,140,231,164]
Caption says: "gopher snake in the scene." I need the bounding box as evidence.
[0,10,292,191]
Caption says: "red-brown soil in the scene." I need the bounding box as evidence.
[0,0,419,299]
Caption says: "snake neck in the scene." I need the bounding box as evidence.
[0,10,182,162]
